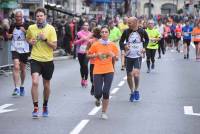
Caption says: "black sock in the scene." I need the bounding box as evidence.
[33,102,38,108]
[43,100,48,107]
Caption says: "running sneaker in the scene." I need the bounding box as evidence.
[20,87,25,96]
[84,80,88,87]
[81,79,84,87]
[42,106,48,117]
[101,112,108,120]
[184,55,187,59]
[32,107,39,118]
[134,90,140,101]
[12,88,20,96]
[129,92,135,102]
[95,99,101,107]
[147,68,150,73]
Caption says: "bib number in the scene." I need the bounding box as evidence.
[79,45,87,52]
[14,41,25,49]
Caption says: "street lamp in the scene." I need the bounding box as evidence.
[148,0,152,19]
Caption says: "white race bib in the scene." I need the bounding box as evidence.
[79,45,87,52]
[195,35,200,39]
[126,42,143,58]
[184,32,189,36]
[14,41,25,49]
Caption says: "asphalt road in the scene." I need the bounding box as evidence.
[0,46,200,134]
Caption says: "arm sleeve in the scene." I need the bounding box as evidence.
[143,30,149,48]
[119,30,127,50]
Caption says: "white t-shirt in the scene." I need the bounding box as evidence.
[126,32,143,58]
[11,28,29,53]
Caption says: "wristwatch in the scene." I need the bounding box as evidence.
[44,38,47,42]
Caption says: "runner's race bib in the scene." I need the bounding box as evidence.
[127,42,143,57]
[195,35,200,39]
[79,45,87,52]
[14,41,26,49]
[184,32,189,36]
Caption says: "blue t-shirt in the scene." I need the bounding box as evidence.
[182,25,193,40]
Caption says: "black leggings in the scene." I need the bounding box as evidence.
[158,38,165,56]
[90,64,94,83]
[146,49,156,69]
[94,73,114,100]
[78,53,88,80]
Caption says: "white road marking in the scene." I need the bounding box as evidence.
[88,96,112,116]
[70,120,90,134]
[191,44,195,48]
[184,106,200,116]
[118,81,125,87]
[123,76,127,80]
[111,88,120,95]
[88,106,102,116]
[0,104,17,114]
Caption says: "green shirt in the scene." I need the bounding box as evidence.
[109,26,122,42]
[146,28,160,49]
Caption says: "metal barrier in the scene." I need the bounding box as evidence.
[0,40,13,76]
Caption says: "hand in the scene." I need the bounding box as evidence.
[38,32,46,41]
[29,38,37,45]
[141,48,146,53]
[20,27,26,33]
[107,51,115,57]
[124,45,130,51]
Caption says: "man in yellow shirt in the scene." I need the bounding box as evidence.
[26,7,57,118]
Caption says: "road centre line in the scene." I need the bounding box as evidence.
[118,81,125,87]
[70,119,90,134]
[88,96,113,116]
[111,88,120,95]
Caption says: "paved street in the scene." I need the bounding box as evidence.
[0,46,200,134]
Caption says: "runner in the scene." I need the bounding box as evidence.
[87,26,119,119]
[74,22,92,87]
[7,9,30,96]
[86,27,101,95]
[120,16,149,102]
[175,22,182,53]
[192,20,200,61]
[182,20,193,59]
[26,7,57,118]
[156,20,165,59]
[146,20,161,73]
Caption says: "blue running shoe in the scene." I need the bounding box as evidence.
[134,91,140,101]
[20,87,25,96]
[129,92,135,102]
[12,88,20,96]
[42,106,48,117]
[32,107,39,118]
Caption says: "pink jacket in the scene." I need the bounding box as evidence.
[74,30,92,54]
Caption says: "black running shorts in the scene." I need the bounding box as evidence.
[126,57,142,74]
[12,51,29,64]
[30,59,54,80]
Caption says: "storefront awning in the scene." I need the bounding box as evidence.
[0,0,18,9]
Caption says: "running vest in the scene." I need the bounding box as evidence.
[11,24,29,53]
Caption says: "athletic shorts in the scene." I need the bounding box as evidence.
[175,37,181,43]
[12,51,29,64]
[183,39,191,46]
[30,59,54,80]
[165,36,172,44]
[194,41,200,45]
[126,57,142,74]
